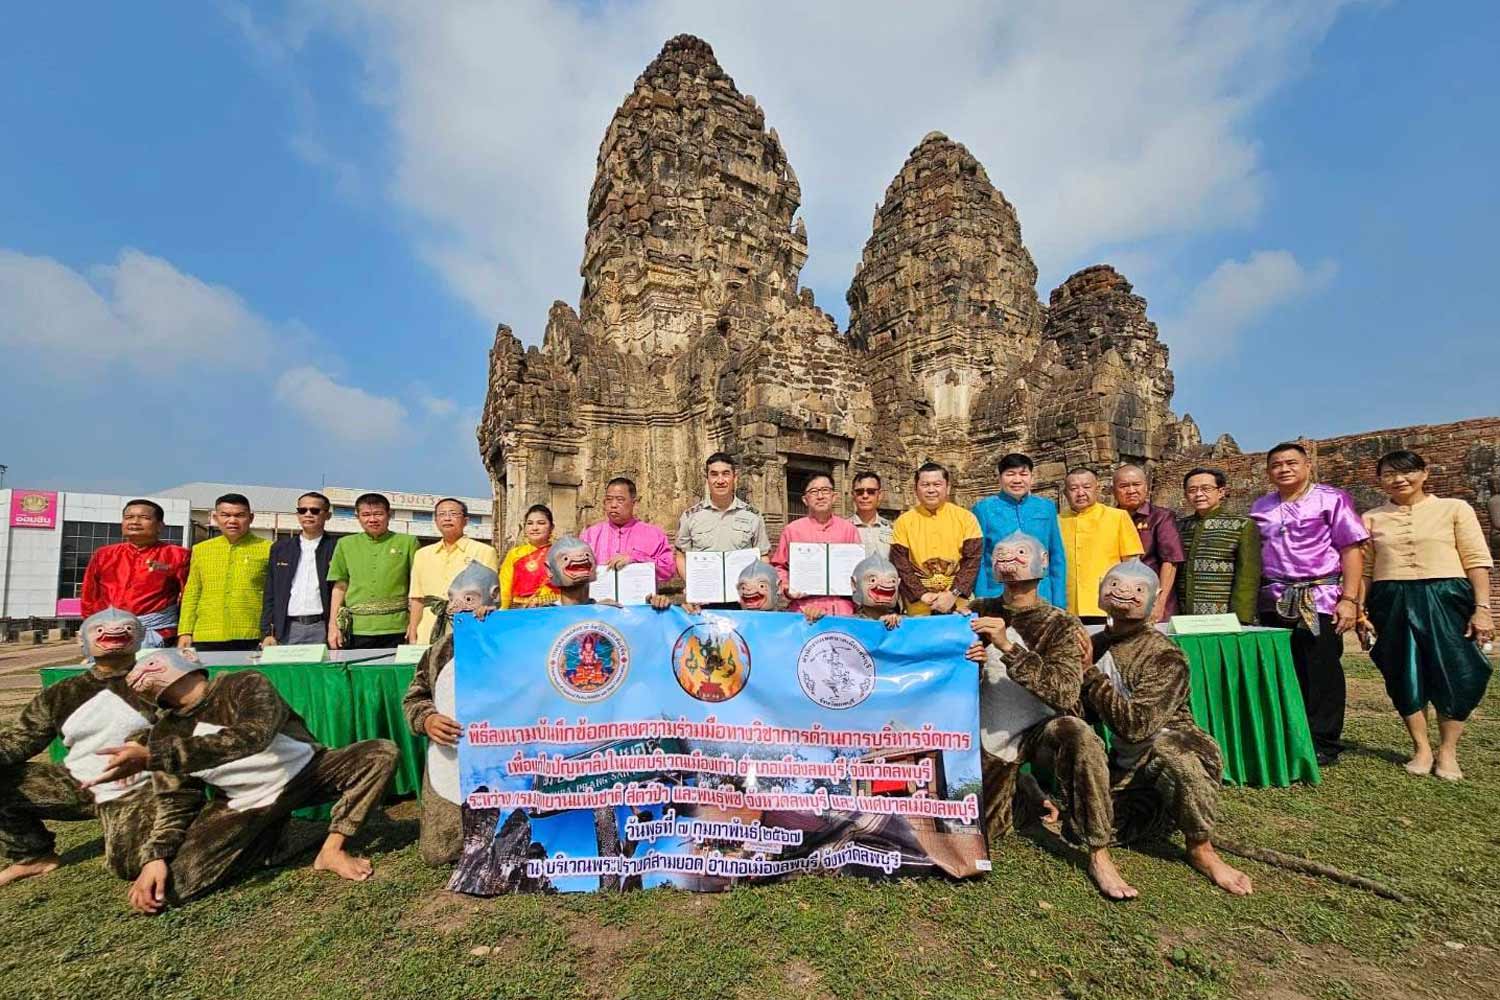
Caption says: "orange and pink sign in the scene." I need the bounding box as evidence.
[9,490,59,529]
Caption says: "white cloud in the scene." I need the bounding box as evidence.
[0,241,484,493]
[420,394,458,417]
[1165,249,1338,361]
[272,0,1351,339]
[0,247,275,370]
[276,365,410,446]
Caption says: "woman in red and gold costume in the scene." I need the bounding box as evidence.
[498,505,559,609]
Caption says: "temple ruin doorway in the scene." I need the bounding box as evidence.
[784,457,838,521]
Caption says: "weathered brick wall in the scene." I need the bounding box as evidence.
[1153,418,1500,606]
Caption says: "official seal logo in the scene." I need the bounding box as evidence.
[672,620,751,703]
[796,632,875,709]
[19,494,49,514]
[547,621,629,703]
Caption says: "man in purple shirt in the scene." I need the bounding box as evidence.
[1250,442,1369,766]
[578,477,676,584]
[1112,465,1185,622]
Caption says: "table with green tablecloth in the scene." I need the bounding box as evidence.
[36,628,1318,793]
[1173,628,1320,787]
[348,662,425,797]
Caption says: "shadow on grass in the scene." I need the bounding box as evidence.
[1015,823,1130,898]
[1019,821,1221,888]
[358,812,419,854]
[1339,739,1410,767]
[57,836,105,866]
[254,808,417,873]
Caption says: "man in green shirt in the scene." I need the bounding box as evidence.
[1176,467,1262,625]
[327,493,420,650]
[177,493,272,652]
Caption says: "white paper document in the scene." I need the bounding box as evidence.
[684,548,760,604]
[787,542,867,596]
[588,562,658,604]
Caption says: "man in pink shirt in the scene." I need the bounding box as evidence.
[770,474,861,616]
[579,477,677,583]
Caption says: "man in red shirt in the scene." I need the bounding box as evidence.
[79,499,190,646]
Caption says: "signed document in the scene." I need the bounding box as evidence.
[589,562,657,605]
[684,548,760,604]
[788,542,866,596]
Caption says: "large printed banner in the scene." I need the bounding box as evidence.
[451,605,985,894]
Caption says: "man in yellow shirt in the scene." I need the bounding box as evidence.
[407,498,499,644]
[177,493,272,651]
[890,461,983,616]
[1058,469,1145,623]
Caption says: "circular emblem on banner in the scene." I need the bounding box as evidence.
[797,632,876,710]
[671,620,751,703]
[547,621,630,703]
[19,494,48,514]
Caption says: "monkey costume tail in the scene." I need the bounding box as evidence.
[1214,839,1409,903]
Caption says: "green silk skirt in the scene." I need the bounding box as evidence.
[1367,578,1493,721]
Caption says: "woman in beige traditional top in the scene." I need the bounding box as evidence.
[1359,450,1493,780]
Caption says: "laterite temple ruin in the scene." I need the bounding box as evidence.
[478,35,1499,550]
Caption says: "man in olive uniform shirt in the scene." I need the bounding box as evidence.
[327,493,420,650]
[674,453,771,605]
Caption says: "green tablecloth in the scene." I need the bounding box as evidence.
[349,663,424,797]
[38,630,1319,794]
[1174,629,1321,787]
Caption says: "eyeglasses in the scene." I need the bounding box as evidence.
[852,488,879,496]
[296,506,326,515]
[1183,487,1218,496]
[803,487,834,497]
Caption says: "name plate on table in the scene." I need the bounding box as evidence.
[1169,614,1243,635]
[393,644,430,664]
[259,643,329,663]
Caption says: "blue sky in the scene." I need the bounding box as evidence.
[1,1,1495,501]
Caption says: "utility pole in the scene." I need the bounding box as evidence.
[0,464,8,488]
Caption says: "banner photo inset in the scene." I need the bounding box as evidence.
[451,605,985,894]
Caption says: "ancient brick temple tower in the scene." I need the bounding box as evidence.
[478,35,1195,538]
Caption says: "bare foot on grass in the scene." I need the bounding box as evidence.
[1433,751,1463,782]
[1087,848,1138,901]
[313,845,374,881]
[0,854,60,887]
[1404,749,1434,776]
[1186,840,1253,895]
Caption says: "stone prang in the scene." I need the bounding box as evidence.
[478,35,1193,538]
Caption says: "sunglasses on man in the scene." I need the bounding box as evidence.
[296,506,326,515]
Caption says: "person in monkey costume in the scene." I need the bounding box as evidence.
[962,533,1090,849]
[95,648,398,913]
[403,561,500,865]
[0,608,160,888]
[798,553,903,629]
[1058,560,1254,899]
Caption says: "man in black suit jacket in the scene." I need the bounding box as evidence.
[261,492,338,646]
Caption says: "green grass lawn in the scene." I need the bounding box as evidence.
[3,656,1497,1000]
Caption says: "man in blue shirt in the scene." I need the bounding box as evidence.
[972,453,1067,606]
